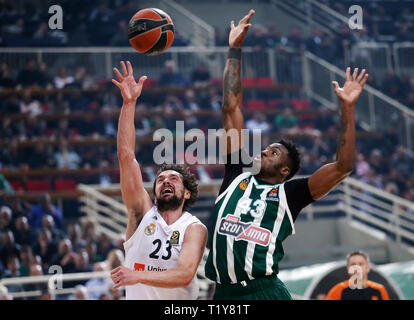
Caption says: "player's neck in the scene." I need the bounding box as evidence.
[255,173,284,185]
[158,208,183,225]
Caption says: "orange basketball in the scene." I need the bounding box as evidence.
[128,8,175,56]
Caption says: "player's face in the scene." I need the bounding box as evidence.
[154,170,189,211]
[347,254,370,278]
[254,143,291,178]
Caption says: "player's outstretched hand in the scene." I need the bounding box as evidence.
[332,67,369,106]
[229,9,255,49]
[112,60,147,103]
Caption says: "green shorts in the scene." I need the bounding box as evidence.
[213,275,293,300]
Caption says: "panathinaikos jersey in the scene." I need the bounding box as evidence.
[205,171,297,284]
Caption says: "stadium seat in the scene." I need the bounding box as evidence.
[25,180,51,192]
[257,77,274,86]
[247,100,267,110]
[268,99,285,108]
[210,78,222,86]
[54,179,77,191]
[9,180,24,191]
[241,77,256,87]
[291,99,310,110]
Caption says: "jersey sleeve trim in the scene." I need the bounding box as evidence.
[279,183,296,235]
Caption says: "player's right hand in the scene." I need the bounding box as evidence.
[229,9,255,49]
[112,60,147,103]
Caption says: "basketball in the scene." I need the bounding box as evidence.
[128,8,175,56]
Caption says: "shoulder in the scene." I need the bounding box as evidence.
[367,281,386,290]
[184,222,208,243]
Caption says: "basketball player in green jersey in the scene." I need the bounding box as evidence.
[204,10,369,300]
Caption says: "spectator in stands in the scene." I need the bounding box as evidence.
[54,139,82,170]
[0,284,12,300]
[85,262,109,300]
[85,240,99,264]
[29,193,63,229]
[74,249,93,275]
[0,63,16,88]
[183,89,200,111]
[23,264,47,293]
[355,153,371,178]
[50,238,77,274]
[54,67,74,89]
[100,106,117,137]
[18,245,33,277]
[49,93,70,114]
[33,229,57,271]
[191,64,211,85]
[245,113,271,134]
[391,145,413,178]
[95,233,114,262]
[106,249,124,271]
[67,223,86,252]
[159,60,188,86]
[16,59,45,88]
[20,89,41,117]
[0,206,13,232]
[1,94,20,114]
[3,255,20,278]
[14,216,36,246]
[0,231,21,267]
[72,284,89,300]
[274,108,298,133]
[42,215,65,243]
[109,20,129,47]
[81,219,98,243]
[369,149,388,175]
[27,144,55,169]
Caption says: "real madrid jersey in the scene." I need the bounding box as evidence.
[205,149,314,284]
[123,206,202,299]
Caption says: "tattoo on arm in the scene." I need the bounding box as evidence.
[222,59,242,110]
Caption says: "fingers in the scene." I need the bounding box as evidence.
[345,67,351,81]
[121,61,128,77]
[360,73,369,86]
[113,67,123,82]
[240,9,255,24]
[138,75,148,87]
[332,81,339,90]
[127,60,133,76]
[357,69,366,82]
[111,79,121,88]
[230,20,235,29]
[352,67,358,81]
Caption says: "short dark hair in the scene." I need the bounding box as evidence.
[346,250,370,264]
[153,164,198,211]
[278,139,301,180]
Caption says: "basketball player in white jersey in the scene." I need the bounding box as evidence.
[110,61,208,300]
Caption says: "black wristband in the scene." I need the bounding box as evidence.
[228,48,242,60]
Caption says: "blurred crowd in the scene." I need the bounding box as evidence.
[0,193,126,300]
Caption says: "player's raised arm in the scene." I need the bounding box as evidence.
[113,61,153,240]
[222,9,254,154]
[308,67,369,200]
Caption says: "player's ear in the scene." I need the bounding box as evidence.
[184,189,191,200]
[281,166,290,179]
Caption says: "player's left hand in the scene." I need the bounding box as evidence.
[110,265,140,289]
[229,9,255,48]
[332,67,369,106]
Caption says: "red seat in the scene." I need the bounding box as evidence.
[26,180,51,192]
[291,99,310,110]
[247,100,266,110]
[210,78,222,86]
[9,180,24,191]
[143,78,157,88]
[241,77,256,86]
[54,179,77,191]
[268,99,285,108]
[257,77,274,86]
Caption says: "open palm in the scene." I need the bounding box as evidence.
[332,67,369,105]
[112,61,147,102]
[229,9,255,48]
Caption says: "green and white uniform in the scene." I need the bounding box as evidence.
[205,151,314,299]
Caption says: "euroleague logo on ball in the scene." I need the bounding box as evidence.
[128,8,175,56]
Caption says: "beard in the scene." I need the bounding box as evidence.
[156,193,184,212]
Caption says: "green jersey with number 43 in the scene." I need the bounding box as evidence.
[205,171,296,284]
